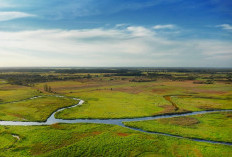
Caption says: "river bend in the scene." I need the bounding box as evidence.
[0,95,231,146]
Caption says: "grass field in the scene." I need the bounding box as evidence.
[0,96,78,122]
[56,91,169,119]
[172,96,232,111]
[0,69,231,156]
[0,123,232,157]
[52,79,232,119]
[124,112,232,143]
[0,84,41,103]
[0,79,6,84]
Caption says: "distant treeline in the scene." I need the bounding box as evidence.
[0,67,232,73]
[0,74,80,86]
[0,68,231,86]
[146,73,197,81]
[140,68,232,73]
[0,68,137,74]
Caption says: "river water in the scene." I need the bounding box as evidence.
[0,96,232,146]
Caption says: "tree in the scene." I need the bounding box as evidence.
[44,84,48,91]
[48,86,52,92]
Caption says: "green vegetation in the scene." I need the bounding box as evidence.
[124,112,232,143]
[0,84,41,103]
[0,96,78,122]
[43,84,53,93]
[0,79,6,84]
[0,68,231,156]
[55,80,232,119]
[56,91,167,119]
[0,124,232,157]
[172,96,232,111]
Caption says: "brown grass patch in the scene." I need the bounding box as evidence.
[117,133,130,137]
[151,88,167,94]
[53,80,128,93]
[50,123,65,129]
[193,89,227,95]
[193,148,203,157]
[197,105,218,110]
[31,143,45,155]
[159,117,200,126]
[158,105,177,114]
[92,131,102,135]
[163,96,179,110]
[226,113,232,118]
[8,113,24,119]
[164,81,202,88]
[114,86,144,94]
[0,85,25,90]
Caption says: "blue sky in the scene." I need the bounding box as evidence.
[0,0,231,67]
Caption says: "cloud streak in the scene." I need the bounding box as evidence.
[0,11,36,22]
[0,26,231,67]
[216,24,232,31]
[153,24,176,29]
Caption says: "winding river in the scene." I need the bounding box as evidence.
[0,96,232,146]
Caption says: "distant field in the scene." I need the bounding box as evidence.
[0,123,232,157]
[1,75,231,121]
[0,84,41,103]
[54,80,232,119]
[0,79,6,84]
[124,112,232,143]
[35,81,85,93]
[35,79,129,94]
[0,96,78,122]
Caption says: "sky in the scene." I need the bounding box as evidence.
[0,0,232,67]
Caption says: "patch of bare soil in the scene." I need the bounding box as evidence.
[117,133,130,137]
[159,117,200,126]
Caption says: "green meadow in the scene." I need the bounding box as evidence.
[0,84,41,103]
[56,91,167,119]
[54,80,232,119]
[172,96,232,111]
[0,124,232,157]
[124,112,232,143]
[0,68,231,156]
[0,96,78,122]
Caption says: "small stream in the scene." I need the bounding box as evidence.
[0,96,232,146]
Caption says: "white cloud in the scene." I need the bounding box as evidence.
[0,26,231,67]
[0,12,35,22]
[127,26,155,37]
[196,40,232,55]
[153,24,176,29]
[216,24,232,30]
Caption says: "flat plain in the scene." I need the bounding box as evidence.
[0,68,231,156]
